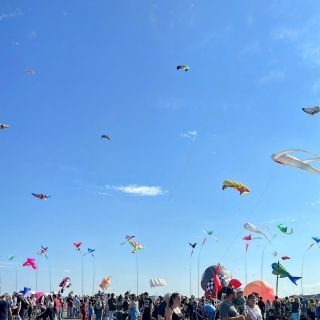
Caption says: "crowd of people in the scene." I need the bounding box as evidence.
[1,288,320,320]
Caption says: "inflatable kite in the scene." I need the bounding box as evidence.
[32,193,51,200]
[271,262,301,285]
[73,242,82,251]
[229,279,242,289]
[99,276,111,290]
[128,239,143,253]
[272,149,320,176]
[222,180,250,195]
[277,224,293,234]
[101,134,111,141]
[176,65,190,72]
[244,223,268,240]
[302,107,320,115]
[121,235,135,245]
[150,278,167,287]
[59,277,71,293]
[281,256,291,260]
[0,124,9,129]
[244,280,275,301]
[23,258,37,270]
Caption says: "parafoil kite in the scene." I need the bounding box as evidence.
[277,224,293,234]
[32,193,51,200]
[201,264,232,298]
[101,134,111,141]
[150,278,167,287]
[59,277,71,293]
[128,239,143,253]
[0,124,9,129]
[73,242,82,251]
[272,149,320,176]
[271,262,301,285]
[23,258,37,270]
[99,276,111,290]
[302,107,320,115]
[222,180,250,195]
[244,223,268,240]
[121,235,135,245]
[281,256,291,260]
[176,65,190,72]
[244,280,275,301]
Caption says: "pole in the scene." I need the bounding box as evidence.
[189,257,192,297]
[15,265,18,292]
[136,254,139,296]
[81,255,84,296]
[301,248,309,296]
[197,250,201,298]
[48,258,52,292]
[92,256,95,296]
[245,250,248,290]
[275,261,279,296]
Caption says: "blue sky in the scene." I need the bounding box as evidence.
[1,0,320,297]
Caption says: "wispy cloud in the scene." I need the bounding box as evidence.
[105,184,167,197]
[264,216,297,224]
[306,198,320,207]
[259,70,286,83]
[0,9,22,22]
[180,130,197,140]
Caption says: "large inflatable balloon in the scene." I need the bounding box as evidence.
[244,280,275,301]
[201,265,232,297]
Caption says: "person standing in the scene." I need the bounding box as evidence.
[94,296,104,320]
[0,295,11,320]
[129,295,140,320]
[142,293,153,320]
[258,297,266,320]
[246,294,263,320]
[219,288,245,320]
[203,299,216,320]
[108,294,117,320]
[291,297,300,320]
[164,293,183,320]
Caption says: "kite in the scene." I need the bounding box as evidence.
[272,251,278,257]
[229,279,242,289]
[38,245,48,257]
[189,242,197,256]
[87,248,95,256]
[244,223,269,240]
[222,180,250,195]
[242,234,262,252]
[150,278,167,287]
[302,107,320,115]
[21,287,31,295]
[22,258,37,270]
[201,230,218,246]
[309,237,320,249]
[281,256,291,260]
[121,235,135,245]
[32,193,51,200]
[128,239,143,253]
[27,69,35,76]
[271,262,301,285]
[0,124,9,129]
[99,276,111,290]
[101,134,111,141]
[59,277,71,293]
[176,65,190,72]
[271,149,320,176]
[8,256,15,261]
[277,224,293,234]
[73,242,82,251]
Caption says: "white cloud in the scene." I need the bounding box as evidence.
[0,9,22,22]
[180,130,197,140]
[306,198,320,207]
[105,184,166,197]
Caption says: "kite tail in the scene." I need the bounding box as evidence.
[288,275,302,285]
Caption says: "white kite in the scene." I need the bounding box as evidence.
[272,149,320,176]
[302,107,320,115]
[150,278,167,288]
[244,223,269,240]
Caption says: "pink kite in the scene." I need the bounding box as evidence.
[23,258,37,270]
[73,242,82,251]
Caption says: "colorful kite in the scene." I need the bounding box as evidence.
[302,107,320,115]
[271,262,301,285]
[73,242,82,251]
[38,245,48,257]
[281,256,291,260]
[101,134,111,141]
[277,224,293,234]
[99,276,111,290]
[272,149,320,176]
[23,258,37,270]
[242,234,262,252]
[222,180,250,195]
[121,235,135,245]
[128,239,143,253]
[189,242,197,256]
[32,193,51,200]
[244,223,269,240]
[59,277,71,293]
[0,124,9,129]
[176,65,190,72]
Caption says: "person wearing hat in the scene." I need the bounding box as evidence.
[219,288,245,320]
[233,289,246,315]
[246,294,262,320]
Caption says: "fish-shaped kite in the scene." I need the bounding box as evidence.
[271,262,301,285]
[23,258,37,270]
[281,256,291,260]
[121,235,135,245]
[0,124,10,129]
[244,223,269,240]
[101,134,111,141]
[277,224,293,234]
[32,193,51,200]
[272,149,320,176]
[128,239,144,253]
[177,65,190,72]
[73,242,82,251]
[189,242,197,256]
[99,276,111,290]
[222,180,250,195]
[302,107,320,115]
[59,277,71,293]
